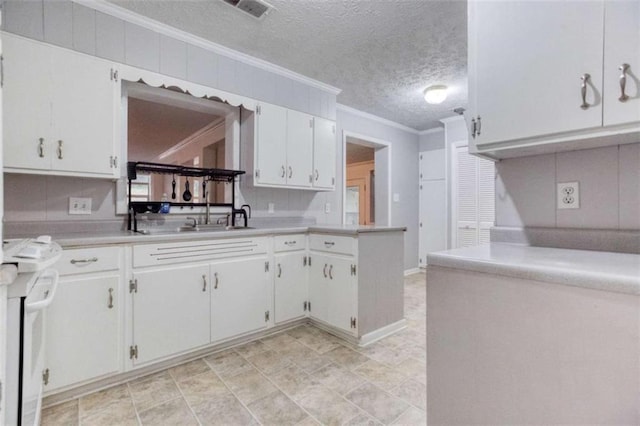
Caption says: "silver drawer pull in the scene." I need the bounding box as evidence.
[214,272,219,289]
[323,264,328,278]
[202,275,207,292]
[108,288,114,309]
[619,63,630,102]
[277,263,282,278]
[329,265,333,280]
[57,140,64,159]
[38,138,45,158]
[324,241,335,247]
[70,257,98,264]
[580,73,591,110]
[284,241,297,246]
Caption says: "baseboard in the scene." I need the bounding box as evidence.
[358,319,407,347]
[404,267,421,276]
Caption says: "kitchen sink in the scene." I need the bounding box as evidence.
[136,225,254,235]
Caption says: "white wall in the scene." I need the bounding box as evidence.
[496,143,640,230]
[333,107,420,270]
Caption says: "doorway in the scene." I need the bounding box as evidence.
[342,132,391,226]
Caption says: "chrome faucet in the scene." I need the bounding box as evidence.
[185,216,198,228]
[204,178,211,225]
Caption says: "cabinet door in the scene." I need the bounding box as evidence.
[133,264,210,365]
[603,1,640,126]
[308,254,330,324]
[256,103,287,185]
[274,252,308,323]
[211,257,269,342]
[3,34,53,171]
[470,1,604,145]
[312,117,336,189]
[325,256,357,334]
[50,48,118,176]
[45,274,120,391]
[286,110,313,187]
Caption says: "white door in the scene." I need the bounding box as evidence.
[211,257,269,342]
[50,47,118,176]
[45,274,120,391]
[312,117,336,189]
[3,34,53,171]
[418,149,447,266]
[133,264,210,365]
[603,1,640,127]
[255,103,287,185]
[470,1,604,145]
[286,110,313,187]
[326,256,357,335]
[308,254,330,324]
[274,252,308,323]
[454,145,495,248]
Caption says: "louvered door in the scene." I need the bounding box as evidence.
[454,145,495,248]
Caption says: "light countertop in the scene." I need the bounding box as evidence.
[44,224,406,248]
[427,243,640,296]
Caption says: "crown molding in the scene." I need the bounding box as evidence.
[336,104,420,135]
[76,0,341,95]
[418,127,444,136]
[439,115,466,124]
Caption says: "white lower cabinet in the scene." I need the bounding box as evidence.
[44,236,125,395]
[309,253,357,335]
[211,257,269,342]
[132,264,210,365]
[274,251,308,324]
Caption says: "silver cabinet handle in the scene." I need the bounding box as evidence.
[619,63,630,102]
[471,118,477,138]
[476,116,481,136]
[329,265,333,280]
[580,73,591,110]
[288,166,293,179]
[284,240,297,246]
[70,257,98,264]
[281,165,286,178]
[202,275,207,292]
[315,169,319,181]
[56,140,64,159]
[38,138,45,158]
[323,264,328,278]
[277,263,282,278]
[108,288,113,309]
[324,241,335,247]
[214,272,219,289]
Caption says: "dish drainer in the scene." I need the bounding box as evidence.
[127,161,246,232]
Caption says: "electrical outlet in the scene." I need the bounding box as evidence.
[268,202,275,213]
[557,182,580,209]
[324,203,331,213]
[69,197,92,215]
[393,193,400,202]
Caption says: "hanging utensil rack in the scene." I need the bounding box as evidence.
[127,161,246,232]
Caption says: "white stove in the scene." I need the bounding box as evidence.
[4,238,62,426]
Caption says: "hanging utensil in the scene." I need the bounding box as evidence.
[202,180,207,202]
[183,177,192,202]
[171,174,176,200]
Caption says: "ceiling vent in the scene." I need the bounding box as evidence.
[221,0,273,20]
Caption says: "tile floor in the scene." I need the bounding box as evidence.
[42,272,426,426]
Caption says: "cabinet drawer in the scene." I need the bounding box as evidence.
[309,234,356,256]
[56,247,121,276]
[274,234,306,252]
[133,237,268,268]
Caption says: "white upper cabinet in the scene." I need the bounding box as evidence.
[468,1,640,158]
[3,33,120,177]
[255,103,288,185]
[254,102,335,190]
[603,1,640,127]
[286,109,314,187]
[312,117,336,190]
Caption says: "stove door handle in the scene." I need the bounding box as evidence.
[25,269,59,313]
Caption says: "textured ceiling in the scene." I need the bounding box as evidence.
[110,0,467,131]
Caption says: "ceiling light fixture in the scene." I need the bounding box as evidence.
[423,85,448,104]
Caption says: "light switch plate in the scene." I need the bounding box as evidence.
[324,203,331,213]
[69,197,92,215]
[393,193,400,202]
[268,202,275,213]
